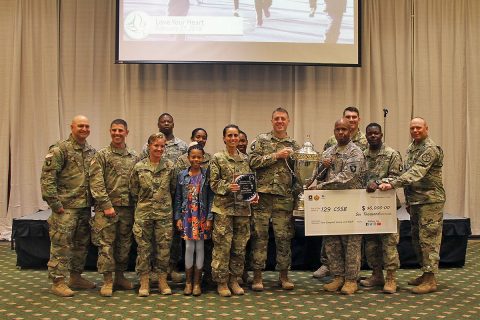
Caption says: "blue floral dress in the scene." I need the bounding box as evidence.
[181,173,211,240]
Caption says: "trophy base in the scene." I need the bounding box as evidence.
[293,210,305,218]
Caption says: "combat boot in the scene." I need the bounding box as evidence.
[184,267,193,295]
[158,272,172,295]
[341,279,358,295]
[383,270,397,294]
[229,275,245,295]
[217,282,232,297]
[360,268,385,287]
[51,277,75,297]
[411,272,437,294]
[408,273,425,286]
[138,273,150,297]
[114,271,134,290]
[251,270,264,291]
[68,272,96,289]
[313,265,330,279]
[100,272,113,297]
[192,267,202,296]
[323,276,345,292]
[279,270,294,290]
[169,263,183,283]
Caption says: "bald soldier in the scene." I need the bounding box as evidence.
[379,118,445,294]
[41,115,96,297]
[317,118,366,295]
[314,106,367,280]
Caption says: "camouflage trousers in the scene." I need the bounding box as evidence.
[410,202,444,274]
[47,207,91,279]
[90,207,134,274]
[244,216,254,271]
[211,214,250,283]
[133,216,172,275]
[364,220,400,271]
[324,234,362,280]
[251,193,295,271]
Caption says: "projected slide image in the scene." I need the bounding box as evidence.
[123,0,354,44]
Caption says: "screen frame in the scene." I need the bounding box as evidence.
[115,0,362,67]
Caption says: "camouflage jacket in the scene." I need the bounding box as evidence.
[364,144,403,184]
[129,157,177,220]
[323,129,368,151]
[89,144,139,210]
[140,136,188,163]
[249,132,300,197]
[174,152,212,176]
[210,150,251,216]
[40,134,96,211]
[391,137,445,205]
[317,140,366,190]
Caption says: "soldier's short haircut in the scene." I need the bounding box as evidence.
[222,124,240,137]
[110,118,128,129]
[239,130,248,140]
[343,106,360,116]
[191,128,208,139]
[272,107,290,118]
[187,143,205,155]
[158,113,173,122]
[411,116,427,125]
[147,132,166,145]
[366,122,382,132]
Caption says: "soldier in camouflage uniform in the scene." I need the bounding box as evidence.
[314,106,367,280]
[360,123,402,293]
[139,113,188,161]
[40,115,96,297]
[379,117,445,294]
[323,106,368,151]
[140,113,188,283]
[318,118,366,295]
[129,132,177,296]
[249,108,300,291]
[210,124,253,297]
[89,119,139,297]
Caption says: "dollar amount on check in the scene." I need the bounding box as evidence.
[304,189,397,236]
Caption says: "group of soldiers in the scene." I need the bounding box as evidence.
[40,106,445,298]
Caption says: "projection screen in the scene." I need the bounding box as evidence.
[116,0,361,65]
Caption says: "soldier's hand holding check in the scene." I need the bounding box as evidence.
[378,183,393,191]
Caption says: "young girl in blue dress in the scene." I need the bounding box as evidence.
[174,144,213,296]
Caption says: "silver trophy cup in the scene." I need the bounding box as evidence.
[291,138,321,217]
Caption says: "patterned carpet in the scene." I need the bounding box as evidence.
[1,241,479,320]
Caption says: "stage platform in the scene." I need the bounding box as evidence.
[12,207,471,270]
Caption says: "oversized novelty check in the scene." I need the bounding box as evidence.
[304,189,397,236]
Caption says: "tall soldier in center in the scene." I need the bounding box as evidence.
[249,107,300,291]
